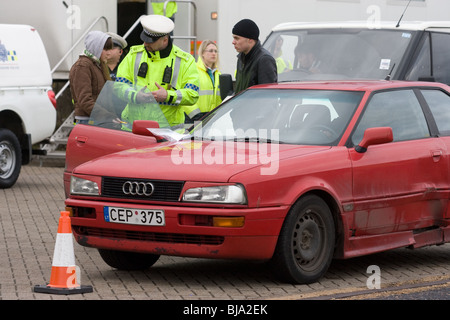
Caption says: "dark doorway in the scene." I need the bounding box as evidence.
[117,1,147,48]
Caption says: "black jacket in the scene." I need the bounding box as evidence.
[235,41,277,94]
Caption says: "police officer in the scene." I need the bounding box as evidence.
[151,0,177,20]
[116,14,199,128]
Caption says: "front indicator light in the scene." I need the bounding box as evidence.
[213,217,245,228]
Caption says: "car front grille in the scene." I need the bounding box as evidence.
[73,226,224,245]
[102,177,184,202]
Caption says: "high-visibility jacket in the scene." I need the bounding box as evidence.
[276,56,293,74]
[116,42,199,127]
[184,58,222,118]
[151,0,177,18]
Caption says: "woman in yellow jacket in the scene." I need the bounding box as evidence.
[185,40,222,122]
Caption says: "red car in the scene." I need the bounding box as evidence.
[65,80,450,284]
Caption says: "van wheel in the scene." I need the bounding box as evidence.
[269,195,335,284]
[0,129,21,189]
[98,249,160,270]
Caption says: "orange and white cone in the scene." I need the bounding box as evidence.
[33,211,93,295]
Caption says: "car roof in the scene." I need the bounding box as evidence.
[271,21,450,32]
[249,80,450,92]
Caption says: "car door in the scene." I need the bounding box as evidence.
[65,124,158,173]
[348,88,448,236]
[420,87,450,219]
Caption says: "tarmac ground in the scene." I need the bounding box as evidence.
[1,158,450,307]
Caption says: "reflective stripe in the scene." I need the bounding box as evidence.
[171,56,181,89]
[52,233,76,267]
[124,87,136,103]
[199,89,214,96]
[175,90,183,104]
[188,108,201,118]
[134,51,143,86]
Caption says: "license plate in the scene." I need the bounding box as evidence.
[104,206,165,226]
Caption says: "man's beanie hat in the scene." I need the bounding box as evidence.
[232,19,259,40]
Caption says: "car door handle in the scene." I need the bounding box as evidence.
[431,150,442,162]
[75,136,87,144]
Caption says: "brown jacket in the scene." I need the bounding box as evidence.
[69,55,109,117]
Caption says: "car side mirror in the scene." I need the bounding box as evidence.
[132,120,160,136]
[355,127,393,153]
[219,74,234,101]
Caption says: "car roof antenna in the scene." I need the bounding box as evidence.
[396,0,412,28]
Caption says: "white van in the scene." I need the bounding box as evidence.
[261,21,450,84]
[0,24,56,188]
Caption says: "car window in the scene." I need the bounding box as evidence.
[88,81,170,131]
[421,89,450,135]
[351,89,430,145]
[196,89,363,146]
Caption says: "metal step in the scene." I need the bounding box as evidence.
[40,111,75,158]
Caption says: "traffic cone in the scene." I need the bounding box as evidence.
[33,211,93,295]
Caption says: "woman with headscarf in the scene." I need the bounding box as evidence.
[69,31,113,124]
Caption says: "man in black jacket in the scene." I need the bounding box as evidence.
[232,19,277,94]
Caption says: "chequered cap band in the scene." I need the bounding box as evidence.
[143,29,167,38]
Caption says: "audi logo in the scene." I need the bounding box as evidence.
[122,181,155,196]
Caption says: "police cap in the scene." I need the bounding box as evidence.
[140,15,174,43]
[107,32,128,49]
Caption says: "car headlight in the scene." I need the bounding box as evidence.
[182,184,247,204]
[70,176,99,196]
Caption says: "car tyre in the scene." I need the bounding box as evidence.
[98,249,160,270]
[270,195,335,284]
[0,129,22,189]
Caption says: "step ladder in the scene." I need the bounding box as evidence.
[39,111,75,159]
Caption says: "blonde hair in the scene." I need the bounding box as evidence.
[198,40,219,70]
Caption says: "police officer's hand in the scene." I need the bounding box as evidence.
[136,86,153,104]
[152,82,168,103]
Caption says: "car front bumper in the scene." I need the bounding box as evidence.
[65,198,288,260]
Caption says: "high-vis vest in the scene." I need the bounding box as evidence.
[184,58,222,118]
[116,43,199,127]
[151,0,177,18]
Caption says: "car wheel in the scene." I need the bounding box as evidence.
[98,249,160,270]
[270,195,335,284]
[0,129,22,189]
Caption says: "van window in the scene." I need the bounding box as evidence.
[406,32,450,84]
[264,29,415,82]
[352,89,429,145]
[430,33,450,85]
[405,33,431,81]
[421,89,450,135]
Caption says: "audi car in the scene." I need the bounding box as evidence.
[64,80,450,284]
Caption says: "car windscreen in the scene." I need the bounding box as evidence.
[192,88,363,146]
[263,28,416,81]
[88,80,170,131]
